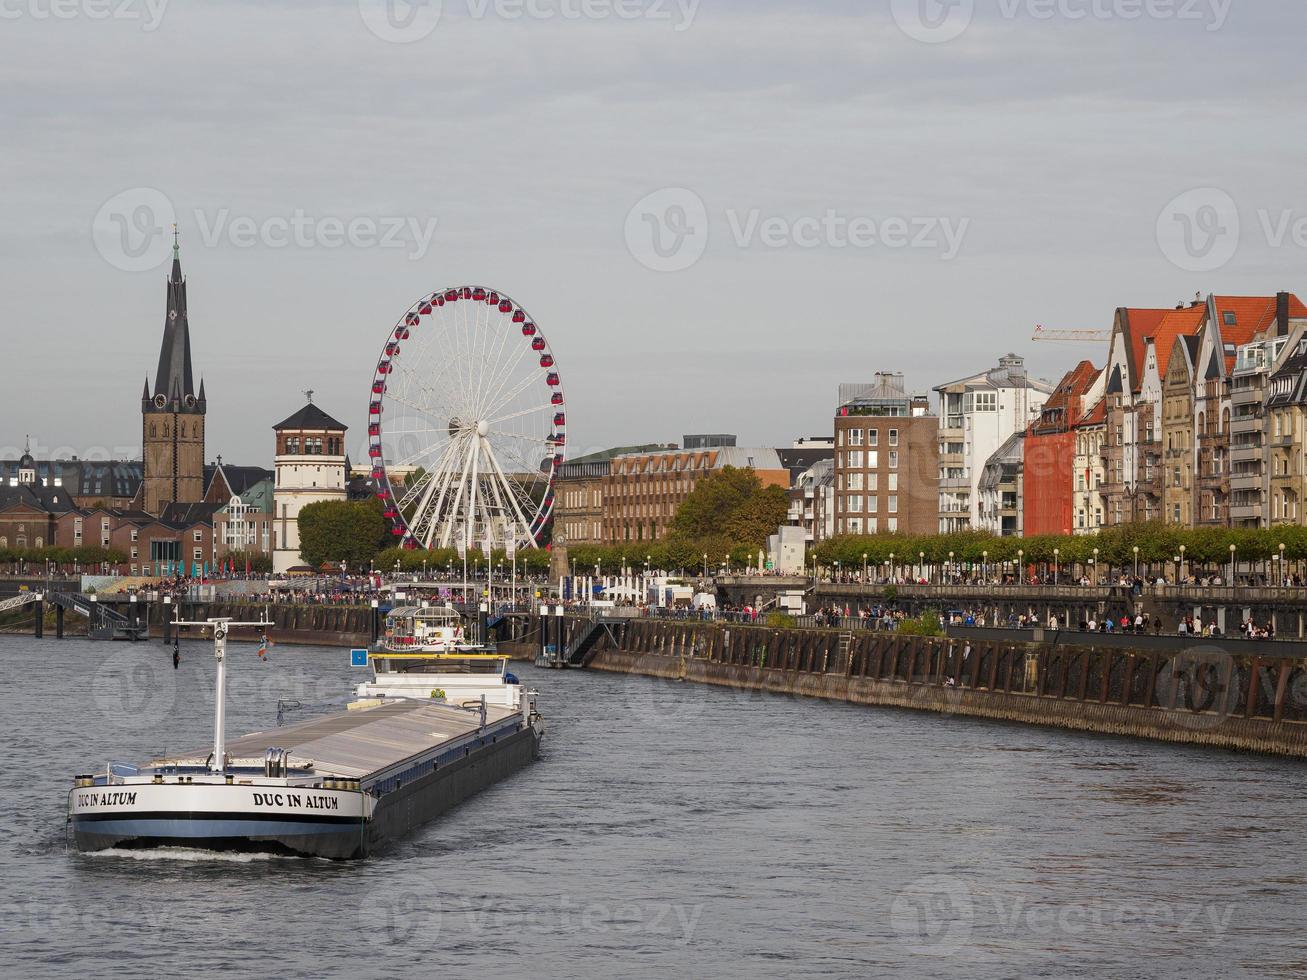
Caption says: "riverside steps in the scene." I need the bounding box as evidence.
[542,614,1307,758]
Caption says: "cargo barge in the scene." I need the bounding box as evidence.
[68,615,543,859]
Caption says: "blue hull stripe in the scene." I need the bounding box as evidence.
[73,818,357,838]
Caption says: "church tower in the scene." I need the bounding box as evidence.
[142,234,207,515]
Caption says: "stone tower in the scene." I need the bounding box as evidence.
[142,235,207,515]
[271,397,348,573]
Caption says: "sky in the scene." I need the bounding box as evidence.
[3,0,1306,467]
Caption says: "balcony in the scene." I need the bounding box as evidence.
[938,452,964,466]
[939,477,970,491]
[1230,385,1264,407]
[1229,501,1263,522]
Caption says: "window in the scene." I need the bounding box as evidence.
[847,451,863,468]
[888,495,899,514]
[888,429,899,447]
[848,428,863,446]
[194,548,203,562]
[867,518,878,533]
[847,495,862,513]
[887,517,898,532]
[846,518,862,534]
[868,473,879,491]
[867,495,878,513]
[868,429,878,447]
[888,451,899,470]
[888,474,898,492]
[847,472,863,491]
[1223,311,1237,326]
[867,451,878,469]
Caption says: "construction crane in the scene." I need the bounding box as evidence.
[1032,324,1111,344]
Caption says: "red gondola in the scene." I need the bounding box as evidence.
[419,304,432,315]
[498,299,512,313]
[553,412,566,426]
[377,488,390,499]
[539,354,554,368]
[549,432,565,445]
[513,310,526,323]
[472,287,487,301]
[461,287,474,299]
[372,382,385,394]
[370,402,382,415]
[531,337,546,351]
[377,362,391,374]
[445,289,459,301]
[546,372,560,386]
[487,291,499,305]
[386,342,399,355]
[369,446,382,458]
[405,313,419,326]
[391,526,404,536]
[369,423,381,436]
[522,323,537,336]
[551,392,564,405]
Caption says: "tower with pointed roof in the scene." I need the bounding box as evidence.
[142,233,207,515]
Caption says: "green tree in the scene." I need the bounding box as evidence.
[298,499,387,569]
[671,466,788,547]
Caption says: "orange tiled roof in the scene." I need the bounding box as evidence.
[1075,397,1106,428]
[1211,294,1307,371]
[1120,308,1172,391]
[1141,305,1207,388]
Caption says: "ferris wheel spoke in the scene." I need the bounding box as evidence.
[481,438,538,548]
[486,400,556,428]
[483,367,544,423]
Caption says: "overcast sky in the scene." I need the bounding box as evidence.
[4,0,1305,466]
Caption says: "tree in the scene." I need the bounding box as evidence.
[298,500,387,569]
[671,466,788,548]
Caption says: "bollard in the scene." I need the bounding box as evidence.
[34,597,44,639]
[56,603,65,640]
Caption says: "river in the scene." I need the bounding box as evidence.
[1,634,1302,979]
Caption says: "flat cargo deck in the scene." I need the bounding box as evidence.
[150,700,521,779]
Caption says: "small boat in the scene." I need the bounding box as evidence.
[68,614,543,859]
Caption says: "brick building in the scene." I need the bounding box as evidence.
[833,372,937,536]
[1023,360,1100,536]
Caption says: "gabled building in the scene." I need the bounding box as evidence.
[1024,360,1100,536]
[1267,328,1307,525]
[977,431,1025,537]
[272,400,349,573]
[1161,334,1202,526]
[1072,397,1107,534]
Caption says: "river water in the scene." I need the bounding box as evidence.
[1,634,1303,979]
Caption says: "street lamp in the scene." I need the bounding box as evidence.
[862,552,868,581]
[1017,548,1024,583]
[1092,547,1099,586]
[1132,545,1139,580]
[1280,542,1287,587]
[1053,547,1060,586]
[982,550,988,583]
[835,559,841,582]
[948,550,954,585]
[919,550,925,583]
[889,551,895,580]
[703,552,708,578]
[1179,544,1187,581]
[1229,543,1237,586]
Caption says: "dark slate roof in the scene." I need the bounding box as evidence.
[776,447,834,480]
[273,403,348,432]
[152,248,197,404]
[0,484,77,514]
[209,464,274,498]
[0,459,143,499]
[159,502,224,528]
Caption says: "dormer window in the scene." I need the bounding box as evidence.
[1223,311,1237,326]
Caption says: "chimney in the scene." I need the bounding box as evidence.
[1277,291,1290,335]
[1191,291,1203,308]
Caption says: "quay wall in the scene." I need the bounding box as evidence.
[579,619,1307,759]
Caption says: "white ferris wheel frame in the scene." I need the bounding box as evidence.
[368,286,564,552]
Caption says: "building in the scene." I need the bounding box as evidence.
[602,446,789,544]
[1072,398,1107,534]
[0,448,143,509]
[1161,335,1200,526]
[141,238,207,515]
[213,477,276,559]
[1267,328,1307,525]
[553,444,675,546]
[681,434,737,450]
[1023,361,1101,535]
[977,432,1025,536]
[833,372,937,536]
[787,457,835,545]
[272,401,349,573]
[1230,331,1297,527]
[933,354,1052,533]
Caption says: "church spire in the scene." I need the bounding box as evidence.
[152,229,196,406]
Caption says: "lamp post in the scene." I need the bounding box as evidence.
[1132,545,1139,580]
[1053,547,1060,586]
[1173,555,1181,583]
[1092,547,1099,586]
[948,550,954,585]
[1017,548,1024,584]
[703,552,708,578]
[889,551,895,581]
[919,550,925,584]
[982,550,988,584]
[1229,543,1237,586]
[1179,544,1187,581]
[834,559,841,583]
[1280,542,1287,587]
[862,552,868,582]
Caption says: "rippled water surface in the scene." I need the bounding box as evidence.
[2,634,1304,979]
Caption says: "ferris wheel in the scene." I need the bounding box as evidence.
[368,286,565,552]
